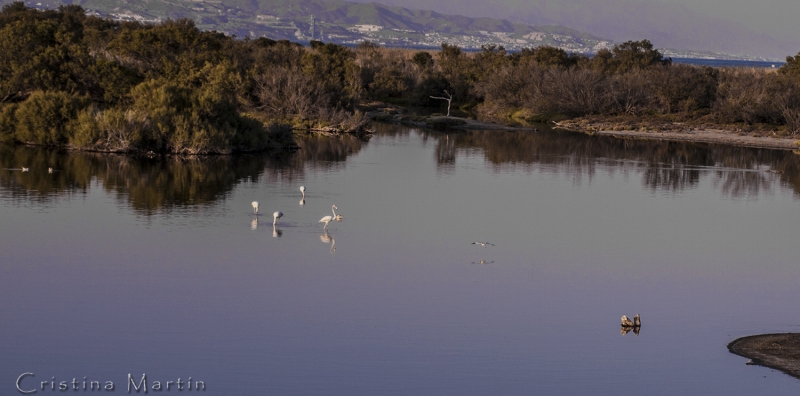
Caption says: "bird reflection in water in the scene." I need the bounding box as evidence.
[299,186,306,206]
[251,216,258,231]
[471,260,494,265]
[620,314,641,336]
[320,230,336,254]
[272,224,283,238]
[620,326,641,336]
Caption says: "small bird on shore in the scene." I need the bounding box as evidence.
[273,211,283,226]
[252,201,259,214]
[472,242,494,247]
[633,314,641,327]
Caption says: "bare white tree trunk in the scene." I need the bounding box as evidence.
[430,90,453,116]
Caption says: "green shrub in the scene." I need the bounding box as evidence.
[15,90,90,145]
[0,103,18,143]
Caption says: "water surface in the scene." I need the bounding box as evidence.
[2,125,800,395]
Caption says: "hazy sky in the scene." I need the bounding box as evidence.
[649,0,798,41]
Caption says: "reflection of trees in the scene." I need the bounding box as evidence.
[0,145,270,214]
[4,124,800,210]
[259,133,370,183]
[0,132,369,213]
[0,145,93,203]
[101,155,270,214]
[420,126,800,198]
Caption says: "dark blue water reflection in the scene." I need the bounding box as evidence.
[2,125,800,395]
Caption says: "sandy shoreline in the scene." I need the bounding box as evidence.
[728,333,800,379]
[585,129,799,150]
[553,119,800,151]
[365,107,800,150]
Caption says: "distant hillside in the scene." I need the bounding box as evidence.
[3,0,778,59]
[6,0,613,53]
[347,0,794,59]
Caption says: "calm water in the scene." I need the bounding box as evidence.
[2,124,800,395]
[671,57,784,68]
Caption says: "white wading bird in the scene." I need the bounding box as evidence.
[251,201,259,214]
[319,215,333,229]
[273,211,283,226]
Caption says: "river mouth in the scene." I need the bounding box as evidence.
[2,125,800,394]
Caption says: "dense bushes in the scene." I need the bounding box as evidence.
[14,90,90,146]
[0,3,364,154]
[2,2,800,153]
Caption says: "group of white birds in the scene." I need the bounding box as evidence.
[250,185,343,230]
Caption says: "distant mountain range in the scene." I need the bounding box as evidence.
[348,0,795,60]
[4,0,781,59]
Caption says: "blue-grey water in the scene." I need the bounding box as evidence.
[671,57,784,68]
[2,124,800,395]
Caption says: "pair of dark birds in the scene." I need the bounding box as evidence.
[621,314,641,327]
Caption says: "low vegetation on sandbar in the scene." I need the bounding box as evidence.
[2,2,800,154]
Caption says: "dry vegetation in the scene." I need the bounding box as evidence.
[2,2,800,154]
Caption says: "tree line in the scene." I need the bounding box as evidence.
[1,3,800,155]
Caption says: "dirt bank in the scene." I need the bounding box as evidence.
[728,333,800,379]
[555,119,800,151]
[365,109,535,131]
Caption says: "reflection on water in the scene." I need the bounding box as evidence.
[620,326,641,336]
[3,126,800,209]
[392,122,800,198]
[261,133,370,184]
[4,123,800,395]
[320,229,336,254]
[0,133,371,213]
[0,145,269,213]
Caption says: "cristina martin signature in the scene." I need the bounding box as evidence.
[16,373,206,393]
